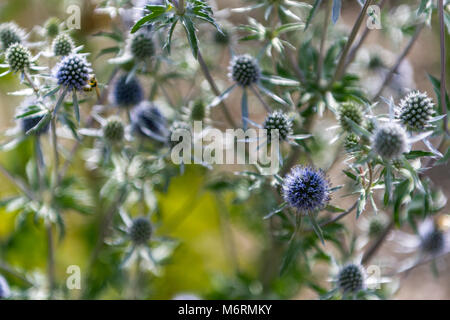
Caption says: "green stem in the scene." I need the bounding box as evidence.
[317,0,331,80]
[438,0,449,135]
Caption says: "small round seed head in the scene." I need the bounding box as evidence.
[421,229,445,255]
[0,22,24,50]
[282,166,331,213]
[102,116,125,143]
[263,111,293,141]
[344,133,360,152]
[368,218,385,238]
[337,264,365,294]
[130,32,155,60]
[45,17,60,38]
[365,118,376,133]
[113,74,144,107]
[0,275,11,299]
[52,33,74,56]
[6,43,30,73]
[190,100,206,121]
[372,122,408,160]
[397,91,435,132]
[338,102,364,132]
[131,102,168,140]
[229,54,261,87]
[129,217,152,245]
[20,114,50,136]
[55,54,92,91]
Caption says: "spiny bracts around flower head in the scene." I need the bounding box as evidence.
[6,43,30,73]
[52,33,74,56]
[397,91,435,132]
[129,217,152,245]
[20,114,50,136]
[102,116,125,143]
[337,264,365,294]
[263,111,293,141]
[421,229,445,255]
[371,122,408,160]
[112,74,144,107]
[0,22,24,50]
[130,32,155,61]
[131,101,168,140]
[282,166,331,213]
[229,54,261,87]
[338,102,364,132]
[55,54,92,91]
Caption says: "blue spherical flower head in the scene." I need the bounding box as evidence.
[282,166,331,214]
[55,54,92,91]
[113,74,144,108]
[131,101,169,141]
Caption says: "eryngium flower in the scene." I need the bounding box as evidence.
[52,33,74,56]
[0,275,10,299]
[229,54,261,87]
[44,17,60,38]
[21,114,50,135]
[397,91,435,132]
[421,229,445,255]
[337,264,365,294]
[344,133,360,152]
[190,100,206,121]
[55,54,92,91]
[338,102,364,132]
[282,166,331,213]
[131,102,168,141]
[371,122,408,160]
[112,75,144,107]
[0,22,24,50]
[6,43,30,73]
[263,111,293,141]
[130,32,155,60]
[129,217,152,245]
[102,116,125,143]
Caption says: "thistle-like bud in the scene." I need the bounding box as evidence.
[0,22,24,50]
[6,43,31,73]
[129,217,152,245]
[190,100,206,121]
[368,218,385,238]
[338,102,364,132]
[55,54,92,91]
[229,54,260,87]
[112,74,144,108]
[421,229,444,255]
[214,29,230,45]
[337,264,365,294]
[20,114,50,136]
[52,33,74,56]
[102,116,125,143]
[263,111,293,141]
[344,133,360,152]
[44,17,60,38]
[130,32,155,61]
[282,166,331,213]
[397,91,435,132]
[371,122,408,160]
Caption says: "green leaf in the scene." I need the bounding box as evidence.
[131,5,167,33]
[72,90,80,124]
[384,164,392,205]
[181,16,199,59]
[305,0,322,31]
[241,89,249,130]
[26,111,51,135]
[280,239,302,276]
[356,191,366,218]
[324,204,346,213]
[405,150,435,160]
[308,211,325,244]
[264,202,287,220]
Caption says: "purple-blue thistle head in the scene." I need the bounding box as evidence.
[113,74,144,107]
[55,54,92,91]
[282,166,331,213]
[131,101,168,141]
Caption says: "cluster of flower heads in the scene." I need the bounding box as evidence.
[282,166,331,214]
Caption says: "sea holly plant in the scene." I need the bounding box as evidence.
[0,0,449,301]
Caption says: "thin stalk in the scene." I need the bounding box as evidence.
[331,0,374,83]
[0,163,35,200]
[345,0,387,69]
[317,0,332,80]
[197,51,237,127]
[46,222,55,297]
[373,23,424,99]
[24,71,39,95]
[50,116,60,185]
[438,0,449,135]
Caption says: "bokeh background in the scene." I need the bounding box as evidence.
[0,0,449,299]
